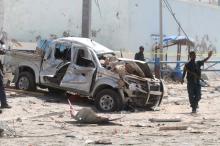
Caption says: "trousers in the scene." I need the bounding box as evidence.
[187,81,201,109]
[0,73,7,106]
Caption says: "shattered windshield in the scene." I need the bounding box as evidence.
[90,40,114,55]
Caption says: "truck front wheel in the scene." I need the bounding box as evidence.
[95,89,123,112]
[16,72,36,91]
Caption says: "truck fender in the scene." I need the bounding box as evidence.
[91,78,126,103]
[18,63,40,84]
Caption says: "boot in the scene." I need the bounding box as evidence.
[1,104,12,109]
[192,107,197,113]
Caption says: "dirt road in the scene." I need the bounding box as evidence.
[1,79,220,146]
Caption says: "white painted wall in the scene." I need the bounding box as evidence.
[0,0,4,29]
[91,0,130,50]
[92,0,220,59]
[3,0,82,41]
[1,0,220,59]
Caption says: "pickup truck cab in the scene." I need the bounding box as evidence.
[4,37,164,112]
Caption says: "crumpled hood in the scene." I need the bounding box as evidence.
[117,58,154,79]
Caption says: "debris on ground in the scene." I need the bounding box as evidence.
[65,135,76,138]
[149,118,182,123]
[0,128,4,137]
[1,79,220,145]
[85,139,112,145]
[131,123,153,128]
[9,92,18,97]
[0,121,16,137]
[131,123,148,127]
[159,126,188,131]
[5,88,45,97]
[16,117,22,122]
[68,99,123,124]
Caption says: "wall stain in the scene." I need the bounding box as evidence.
[92,28,101,37]
[195,34,217,54]
[116,12,120,19]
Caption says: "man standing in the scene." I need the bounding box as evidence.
[134,46,145,61]
[0,40,11,109]
[181,51,212,113]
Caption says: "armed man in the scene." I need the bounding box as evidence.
[181,50,213,113]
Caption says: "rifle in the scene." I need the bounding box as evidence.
[184,66,209,86]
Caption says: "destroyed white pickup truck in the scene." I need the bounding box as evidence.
[3,37,164,112]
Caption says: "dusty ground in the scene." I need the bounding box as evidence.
[1,78,220,146]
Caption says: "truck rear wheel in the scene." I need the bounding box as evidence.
[95,89,123,112]
[16,72,36,91]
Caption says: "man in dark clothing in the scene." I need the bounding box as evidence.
[181,51,212,113]
[134,46,145,61]
[0,40,11,109]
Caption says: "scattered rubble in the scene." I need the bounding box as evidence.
[1,79,220,145]
[68,99,123,124]
[159,126,188,131]
[16,117,22,122]
[5,88,46,97]
[74,108,109,124]
[149,118,182,123]
[0,121,16,138]
[85,139,112,145]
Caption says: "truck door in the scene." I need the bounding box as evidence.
[40,42,72,84]
[60,47,96,94]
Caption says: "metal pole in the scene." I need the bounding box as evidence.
[82,0,92,38]
[155,0,163,79]
[218,0,220,6]
[159,0,163,62]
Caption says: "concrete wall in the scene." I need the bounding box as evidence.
[3,0,82,41]
[1,0,220,59]
[92,0,220,59]
[182,0,218,5]
[0,0,4,29]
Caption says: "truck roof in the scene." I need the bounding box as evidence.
[58,37,115,55]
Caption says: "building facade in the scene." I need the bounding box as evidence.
[0,0,220,59]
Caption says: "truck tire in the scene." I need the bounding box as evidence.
[16,72,36,91]
[95,89,123,112]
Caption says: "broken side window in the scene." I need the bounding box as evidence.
[54,43,71,62]
[76,48,95,68]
